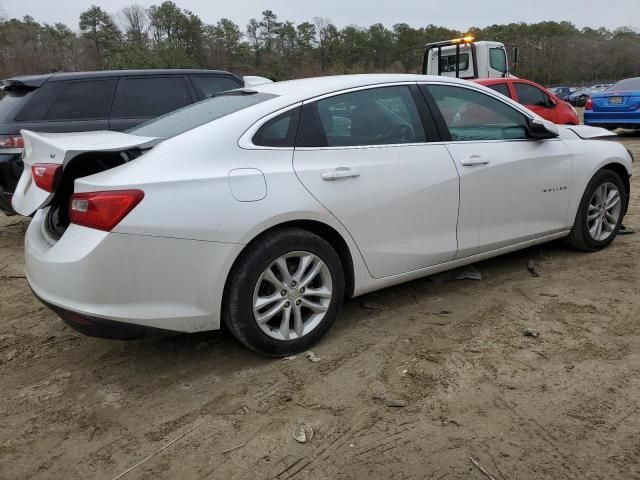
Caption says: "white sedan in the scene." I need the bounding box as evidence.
[12,74,632,356]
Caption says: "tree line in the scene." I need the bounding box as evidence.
[0,2,639,87]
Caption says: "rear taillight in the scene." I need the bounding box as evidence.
[585,98,593,110]
[0,135,24,149]
[31,163,62,192]
[69,190,144,232]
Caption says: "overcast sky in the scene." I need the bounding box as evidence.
[2,0,639,32]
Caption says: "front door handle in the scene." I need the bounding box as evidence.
[461,155,490,166]
[321,167,361,181]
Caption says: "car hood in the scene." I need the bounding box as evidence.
[563,125,617,140]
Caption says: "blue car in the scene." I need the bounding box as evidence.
[584,77,640,130]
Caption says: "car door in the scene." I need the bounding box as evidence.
[421,83,572,258]
[293,84,460,279]
[109,76,196,131]
[513,81,558,123]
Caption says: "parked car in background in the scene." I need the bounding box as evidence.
[549,86,574,98]
[584,77,640,130]
[475,78,579,125]
[0,69,248,214]
[567,86,609,107]
[11,74,632,355]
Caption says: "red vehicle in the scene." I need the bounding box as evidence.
[475,78,579,125]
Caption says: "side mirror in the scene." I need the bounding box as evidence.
[528,119,559,140]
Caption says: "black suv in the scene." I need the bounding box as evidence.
[0,69,244,214]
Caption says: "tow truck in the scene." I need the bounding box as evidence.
[422,36,519,80]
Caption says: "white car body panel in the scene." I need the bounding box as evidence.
[446,138,572,257]
[13,74,633,333]
[294,143,459,278]
[26,210,242,331]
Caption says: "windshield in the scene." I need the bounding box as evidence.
[128,91,277,139]
[606,78,640,92]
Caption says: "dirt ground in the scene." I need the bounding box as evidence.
[1,132,640,480]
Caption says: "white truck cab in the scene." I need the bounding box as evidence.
[422,37,518,80]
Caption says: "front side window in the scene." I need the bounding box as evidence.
[112,77,192,119]
[424,84,530,141]
[514,83,551,107]
[296,86,426,148]
[486,83,512,98]
[43,79,117,121]
[489,48,507,74]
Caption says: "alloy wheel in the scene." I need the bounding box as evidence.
[252,251,333,341]
[587,181,621,242]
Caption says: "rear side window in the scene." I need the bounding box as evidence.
[424,84,529,141]
[191,76,241,98]
[514,83,550,107]
[42,79,117,121]
[15,80,116,121]
[14,83,65,121]
[297,86,427,148]
[486,83,511,98]
[253,108,300,147]
[111,77,192,118]
[0,90,37,122]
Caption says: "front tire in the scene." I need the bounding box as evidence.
[223,228,345,356]
[566,169,625,251]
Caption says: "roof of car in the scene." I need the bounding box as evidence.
[250,74,471,101]
[4,69,239,88]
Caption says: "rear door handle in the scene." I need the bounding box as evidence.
[321,167,361,181]
[461,155,490,166]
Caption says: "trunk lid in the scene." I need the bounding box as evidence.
[591,91,640,113]
[11,129,160,216]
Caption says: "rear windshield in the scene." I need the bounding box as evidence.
[606,78,640,92]
[128,91,276,139]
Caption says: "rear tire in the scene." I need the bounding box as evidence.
[223,228,345,356]
[566,169,625,251]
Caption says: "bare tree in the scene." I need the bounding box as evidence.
[118,4,150,49]
[313,16,333,72]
